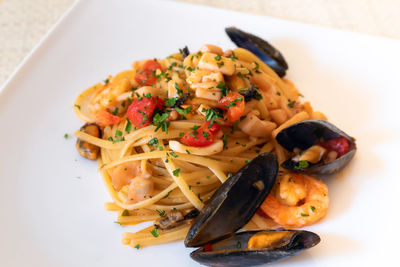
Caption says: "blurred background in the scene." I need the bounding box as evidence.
[1,0,399,87]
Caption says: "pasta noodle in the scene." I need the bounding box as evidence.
[73,44,327,248]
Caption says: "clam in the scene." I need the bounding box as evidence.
[276,119,356,175]
[225,27,288,77]
[76,123,101,160]
[184,153,320,266]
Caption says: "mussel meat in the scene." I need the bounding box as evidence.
[76,123,101,160]
[190,230,320,267]
[276,119,356,175]
[155,209,199,230]
[225,27,288,77]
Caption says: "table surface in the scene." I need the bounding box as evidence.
[1,0,399,87]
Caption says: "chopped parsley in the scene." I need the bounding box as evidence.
[205,108,220,127]
[172,168,181,177]
[253,61,261,73]
[175,106,193,116]
[165,97,177,107]
[226,97,243,107]
[115,130,122,138]
[216,81,229,96]
[121,209,130,216]
[179,132,185,137]
[311,206,316,212]
[125,118,132,133]
[112,107,119,115]
[134,244,140,249]
[153,112,169,133]
[287,99,296,108]
[185,149,191,154]
[169,152,178,158]
[223,134,228,149]
[144,93,152,99]
[227,173,233,179]
[189,132,198,139]
[229,51,238,61]
[197,193,203,202]
[295,160,309,169]
[217,61,224,67]
[174,82,183,96]
[113,137,125,143]
[301,213,310,217]
[104,78,109,84]
[202,131,210,137]
[190,125,201,134]
[276,91,281,96]
[156,209,166,217]
[214,55,221,61]
[150,228,159,237]
[64,133,69,139]
[148,137,159,146]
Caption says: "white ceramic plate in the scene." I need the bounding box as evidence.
[1,0,400,266]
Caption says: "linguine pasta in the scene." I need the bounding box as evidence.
[73,44,328,249]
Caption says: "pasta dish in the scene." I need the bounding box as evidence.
[73,42,354,250]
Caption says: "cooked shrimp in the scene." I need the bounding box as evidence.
[127,176,154,203]
[110,161,142,191]
[89,78,131,114]
[260,173,329,227]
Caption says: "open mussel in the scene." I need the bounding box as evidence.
[76,123,101,160]
[276,119,356,175]
[185,153,278,247]
[185,153,321,266]
[190,230,320,267]
[225,27,288,77]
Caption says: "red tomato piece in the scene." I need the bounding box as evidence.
[181,128,214,147]
[143,60,162,72]
[318,136,350,158]
[134,71,157,86]
[217,92,245,123]
[134,60,162,86]
[180,121,221,147]
[204,243,212,252]
[95,110,120,127]
[126,96,164,128]
[203,121,220,134]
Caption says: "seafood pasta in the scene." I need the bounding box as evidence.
[73,41,353,249]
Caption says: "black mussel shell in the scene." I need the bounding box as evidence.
[225,27,288,77]
[181,46,190,59]
[190,230,320,267]
[185,153,278,247]
[276,119,356,175]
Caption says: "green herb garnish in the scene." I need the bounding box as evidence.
[295,160,309,169]
[121,209,130,216]
[150,228,159,237]
[156,209,166,217]
[172,168,181,177]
